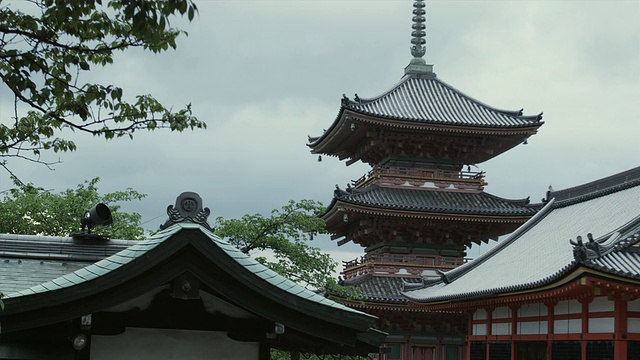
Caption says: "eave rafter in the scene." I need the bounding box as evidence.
[312,110,540,166]
[324,202,529,247]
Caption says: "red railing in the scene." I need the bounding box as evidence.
[353,165,485,188]
[342,253,467,269]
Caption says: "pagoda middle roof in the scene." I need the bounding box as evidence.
[329,185,538,217]
[309,74,543,147]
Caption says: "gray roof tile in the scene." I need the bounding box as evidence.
[404,168,640,303]
[2,223,372,319]
[343,75,542,128]
[341,275,423,304]
[334,185,537,216]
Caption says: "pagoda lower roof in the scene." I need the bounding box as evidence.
[326,185,538,218]
[340,274,422,304]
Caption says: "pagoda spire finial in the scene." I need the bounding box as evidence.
[404,0,435,77]
[410,0,427,58]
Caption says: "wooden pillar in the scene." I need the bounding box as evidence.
[614,295,628,360]
[510,304,519,360]
[466,310,473,360]
[579,297,593,360]
[486,307,493,360]
[545,302,556,360]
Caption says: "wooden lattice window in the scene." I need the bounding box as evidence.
[469,342,486,360]
[488,343,510,360]
[585,341,613,360]
[516,341,546,360]
[629,341,640,360]
[551,341,580,360]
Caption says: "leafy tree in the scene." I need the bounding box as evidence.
[214,199,339,290]
[0,177,146,239]
[0,0,205,176]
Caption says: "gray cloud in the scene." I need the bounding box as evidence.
[1,1,638,260]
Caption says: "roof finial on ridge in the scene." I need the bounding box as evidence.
[404,0,435,77]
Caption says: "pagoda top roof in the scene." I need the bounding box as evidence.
[327,185,538,218]
[309,74,543,148]
[403,166,640,305]
[346,74,542,128]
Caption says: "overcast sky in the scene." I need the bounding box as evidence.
[1,1,639,263]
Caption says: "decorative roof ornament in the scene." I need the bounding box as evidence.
[404,0,435,77]
[410,0,427,58]
[159,192,213,231]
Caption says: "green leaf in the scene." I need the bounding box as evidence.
[0,0,202,174]
[0,178,146,239]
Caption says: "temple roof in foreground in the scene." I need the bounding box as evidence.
[0,193,386,355]
[327,185,538,218]
[403,166,640,304]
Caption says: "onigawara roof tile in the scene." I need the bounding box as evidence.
[403,166,640,304]
[343,75,543,128]
[332,185,538,217]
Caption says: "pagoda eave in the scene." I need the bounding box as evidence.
[323,201,534,224]
[309,108,542,166]
[323,201,532,248]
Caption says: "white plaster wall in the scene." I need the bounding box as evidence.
[629,299,640,312]
[472,324,487,336]
[91,328,259,360]
[589,296,614,312]
[554,300,582,315]
[517,321,548,335]
[473,309,487,320]
[493,307,511,319]
[518,303,547,318]
[588,317,614,333]
[554,319,581,334]
[491,323,511,335]
[628,318,640,333]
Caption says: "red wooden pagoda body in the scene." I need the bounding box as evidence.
[308,2,543,359]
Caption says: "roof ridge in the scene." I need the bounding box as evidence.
[549,166,640,208]
[343,75,412,105]
[413,198,556,289]
[432,76,542,121]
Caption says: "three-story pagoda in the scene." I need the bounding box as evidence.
[308,1,543,359]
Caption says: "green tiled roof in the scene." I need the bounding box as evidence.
[4,223,372,320]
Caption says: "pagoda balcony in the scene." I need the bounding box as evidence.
[341,253,470,281]
[353,165,487,191]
